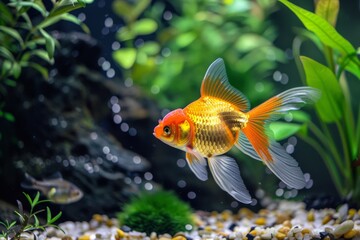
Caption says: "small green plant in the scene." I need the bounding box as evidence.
[0,0,89,123]
[0,192,63,239]
[271,0,360,200]
[118,191,193,235]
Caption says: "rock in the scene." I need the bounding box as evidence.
[254,217,266,225]
[344,229,358,239]
[333,220,354,238]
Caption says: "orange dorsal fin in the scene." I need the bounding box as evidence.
[200,58,250,112]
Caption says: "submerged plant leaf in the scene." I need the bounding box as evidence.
[0,26,24,47]
[39,29,55,60]
[113,48,137,69]
[279,0,355,56]
[269,122,302,141]
[315,0,339,26]
[8,1,47,16]
[112,0,150,23]
[300,56,344,122]
[47,0,85,19]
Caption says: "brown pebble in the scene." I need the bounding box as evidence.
[307,210,315,222]
[221,210,232,221]
[217,232,229,238]
[115,229,127,240]
[92,214,103,222]
[62,237,73,240]
[348,209,357,219]
[172,236,186,240]
[249,230,257,236]
[258,209,269,216]
[276,214,290,224]
[105,219,114,227]
[344,229,358,239]
[278,226,290,235]
[204,226,212,232]
[238,208,254,218]
[255,217,266,225]
[283,220,292,228]
[78,235,91,240]
[173,232,186,238]
[322,215,332,224]
[275,232,286,240]
[216,221,224,229]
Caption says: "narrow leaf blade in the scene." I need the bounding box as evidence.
[279,0,355,55]
[315,0,339,26]
[300,56,344,122]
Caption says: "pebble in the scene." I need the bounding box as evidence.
[307,210,315,222]
[322,214,332,224]
[254,217,266,225]
[21,200,359,240]
[333,220,354,238]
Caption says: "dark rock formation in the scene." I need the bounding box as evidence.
[0,32,253,222]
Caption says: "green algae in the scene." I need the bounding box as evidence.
[117,191,193,235]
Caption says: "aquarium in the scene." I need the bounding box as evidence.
[0,0,360,239]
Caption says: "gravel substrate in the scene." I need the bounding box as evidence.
[13,201,360,240]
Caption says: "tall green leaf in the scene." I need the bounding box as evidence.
[269,122,303,141]
[39,29,55,60]
[300,56,344,122]
[279,0,355,56]
[47,0,85,19]
[315,0,339,26]
[0,26,24,47]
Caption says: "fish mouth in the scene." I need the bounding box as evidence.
[153,125,161,138]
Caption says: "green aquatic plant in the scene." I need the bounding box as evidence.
[112,0,285,108]
[271,0,360,200]
[117,191,193,235]
[0,0,89,126]
[0,192,63,239]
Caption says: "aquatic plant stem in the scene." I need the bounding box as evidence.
[323,46,335,73]
[335,120,353,187]
[308,121,343,171]
[292,37,306,85]
[298,134,345,196]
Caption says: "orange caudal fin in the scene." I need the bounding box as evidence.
[239,87,320,189]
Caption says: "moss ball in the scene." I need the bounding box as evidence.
[117,191,193,235]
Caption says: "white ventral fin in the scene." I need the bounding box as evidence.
[208,155,252,204]
[186,148,208,181]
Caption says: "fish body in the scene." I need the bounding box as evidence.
[184,96,247,157]
[153,58,320,204]
[22,173,83,204]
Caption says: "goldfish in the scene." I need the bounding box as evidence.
[22,173,83,204]
[153,58,319,203]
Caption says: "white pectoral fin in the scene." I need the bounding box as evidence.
[208,155,252,204]
[185,149,208,181]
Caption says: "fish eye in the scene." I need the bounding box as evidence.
[163,126,171,136]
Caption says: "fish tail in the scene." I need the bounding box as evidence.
[240,87,319,189]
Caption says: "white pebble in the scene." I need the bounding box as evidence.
[334,220,354,238]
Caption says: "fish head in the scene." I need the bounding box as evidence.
[153,108,192,149]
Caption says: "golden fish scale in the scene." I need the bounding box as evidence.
[184,97,247,157]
